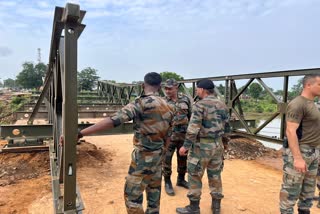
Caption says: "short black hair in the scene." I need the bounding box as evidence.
[302,74,320,87]
[144,72,162,86]
[204,88,214,94]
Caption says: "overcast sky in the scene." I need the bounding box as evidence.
[0,0,319,88]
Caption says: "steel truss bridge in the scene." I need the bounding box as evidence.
[0,2,320,214]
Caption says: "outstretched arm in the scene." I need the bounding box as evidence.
[79,117,114,137]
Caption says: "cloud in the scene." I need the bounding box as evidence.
[37,1,50,8]
[15,7,53,19]
[0,1,17,7]
[0,46,13,57]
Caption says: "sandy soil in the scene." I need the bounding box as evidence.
[0,135,319,214]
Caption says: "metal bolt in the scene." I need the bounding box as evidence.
[68,28,74,34]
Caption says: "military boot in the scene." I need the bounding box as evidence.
[298,208,310,214]
[177,174,189,189]
[212,198,222,214]
[176,200,200,214]
[164,176,175,196]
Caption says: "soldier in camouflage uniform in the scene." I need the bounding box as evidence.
[279,74,320,214]
[77,72,174,214]
[176,79,230,214]
[162,78,192,196]
[317,160,320,208]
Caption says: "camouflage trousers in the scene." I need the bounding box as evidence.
[279,146,320,214]
[162,139,187,177]
[187,139,224,201]
[124,149,163,214]
[317,157,320,191]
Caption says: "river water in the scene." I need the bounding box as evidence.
[240,117,283,150]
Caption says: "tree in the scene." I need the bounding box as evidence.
[78,67,100,91]
[0,80,3,88]
[160,71,184,81]
[288,78,303,100]
[248,82,263,101]
[217,84,225,95]
[3,78,15,88]
[35,62,47,81]
[16,62,47,89]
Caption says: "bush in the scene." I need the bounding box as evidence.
[255,105,264,113]
[11,96,24,105]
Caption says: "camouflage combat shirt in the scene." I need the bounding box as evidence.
[165,94,192,141]
[183,95,231,149]
[111,92,174,151]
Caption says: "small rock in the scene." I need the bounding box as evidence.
[108,200,114,204]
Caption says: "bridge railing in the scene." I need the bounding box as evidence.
[28,3,86,213]
[178,68,320,143]
[97,68,320,144]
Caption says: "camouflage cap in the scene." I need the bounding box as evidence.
[164,79,178,88]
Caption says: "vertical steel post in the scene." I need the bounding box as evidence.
[192,82,195,98]
[280,76,289,139]
[62,3,80,212]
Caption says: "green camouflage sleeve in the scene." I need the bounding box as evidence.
[183,102,203,149]
[221,107,231,134]
[110,101,140,127]
[187,96,192,120]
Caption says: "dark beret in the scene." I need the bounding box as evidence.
[144,72,162,86]
[196,79,215,89]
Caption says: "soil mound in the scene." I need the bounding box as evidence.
[0,141,112,186]
[77,141,113,168]
[225,137,281,160]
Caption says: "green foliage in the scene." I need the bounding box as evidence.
[248,83,263,100]
[34,62,47,78]
[288,78,303,100]
[255,105,264,113]
[240,99,277,114]
[11,96,24,105]
[16,62,47,89]
[264,94,277,104]
[0,81,3,87]
[78,67,100,91]
[160,71,184,81]
[3,78,15,88]
[217,84,225,95]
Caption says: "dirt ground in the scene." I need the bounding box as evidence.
[0,135,319,214]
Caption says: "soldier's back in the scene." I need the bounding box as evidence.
[133,94,174,151]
